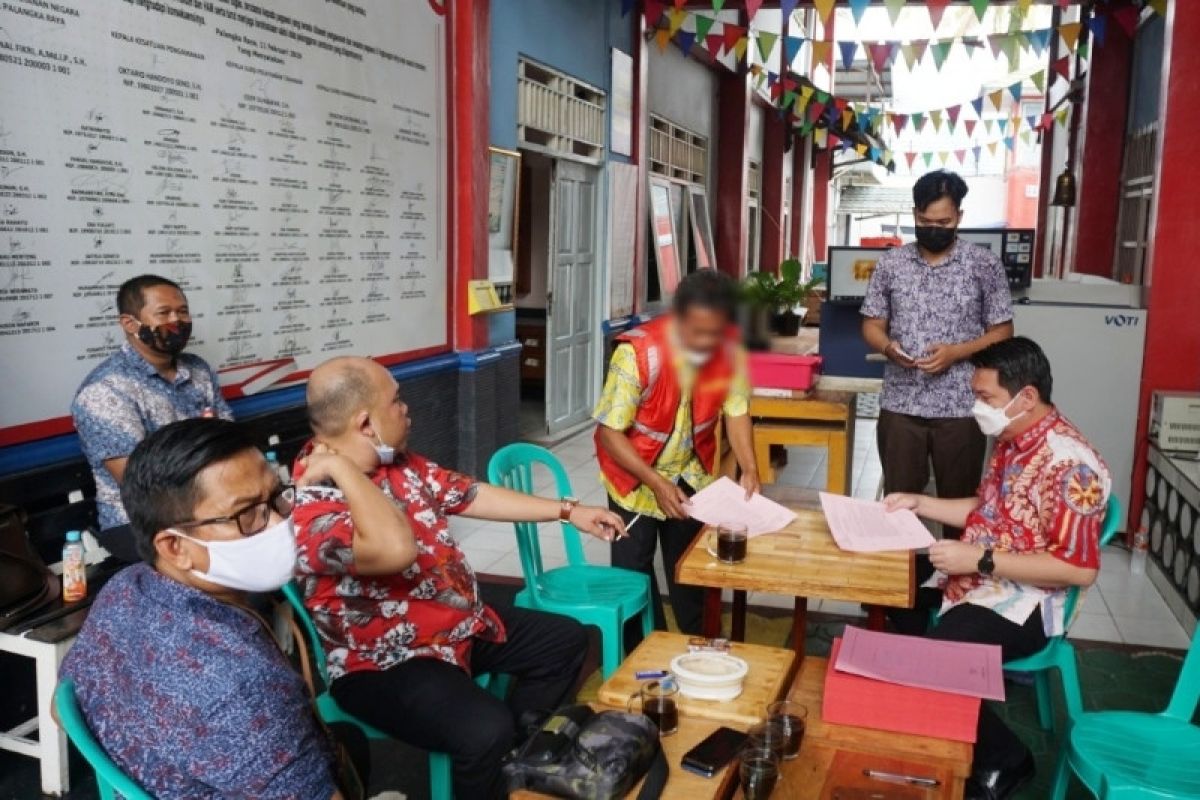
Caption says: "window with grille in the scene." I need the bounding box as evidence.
[518,59,606,160]
[1113,123,1157,285]
[747,160,761,201]
[649,114,708,185]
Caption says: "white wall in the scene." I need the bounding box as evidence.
[647,43,720,196]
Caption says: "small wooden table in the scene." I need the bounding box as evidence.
[597,632,796,728]
[676,506,914,651]
[746,656,973,800]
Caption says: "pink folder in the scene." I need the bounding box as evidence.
[822,638,981,743]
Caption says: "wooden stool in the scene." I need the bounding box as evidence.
[752,421,850,494]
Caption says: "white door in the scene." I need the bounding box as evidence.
[545,160,599,434]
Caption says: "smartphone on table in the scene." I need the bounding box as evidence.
[680,726,750,778]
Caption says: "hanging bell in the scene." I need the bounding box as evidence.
[1051,167,1076,207]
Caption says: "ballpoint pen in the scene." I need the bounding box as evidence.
[862,769,941,788]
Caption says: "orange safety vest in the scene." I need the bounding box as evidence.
[595,316,737,497]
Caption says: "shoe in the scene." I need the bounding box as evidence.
[965,750,1036,800]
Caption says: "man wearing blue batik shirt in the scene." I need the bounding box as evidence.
[59,418,353,799]
[861,170,1013,538]
[72,274,232,561]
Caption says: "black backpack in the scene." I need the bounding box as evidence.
[503,704,668,799]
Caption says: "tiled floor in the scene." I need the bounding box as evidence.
[454,419,1193,649]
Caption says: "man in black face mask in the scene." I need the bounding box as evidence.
[72,274,233,561]
[860,170,1013,538]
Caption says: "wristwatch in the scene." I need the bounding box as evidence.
[977,547,996,576]
[559,496,579,522]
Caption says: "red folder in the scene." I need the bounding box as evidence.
[822,638,981,743]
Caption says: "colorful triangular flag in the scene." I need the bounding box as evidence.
[1027,28,1050,55]
[946,104,962,129]
[970,96,984,118]
[972,145,981,163]
[722,24,746,57]
[1008,81,1022,103]
[811,40,832,70]
[891,113,908,135]
[848,0,871,24]
[954,148,967,164]
[780,0,800,20]
[1059,22,1082,53]
[813,0,835,25]
[744,0,764,21]
[839,41,858,70]
[911,39,929,66]
[654,27,671,52]
[693,14,716,41]
[929,108,944,132]
[926,0,952,31]
[1052,55,1071,83]
[922,152,934,168]
[704,33,723,58]
[905,151,917,170]
[931,40,953,71]
[756,30,779,62]
[711,0,726,9]
[784,35,805,68]
[1003,136,1015,151]
[666,8,686,36]
[884,0,906,25]
[898,43,918,70]
[644,0,666,27]
[1086,13,1107,47]
[969,0,988,22]
[912,111,926,132]
[868,42,895,74]
[988,88,1004,112]
[965,119,977,137]
[987,141,998,156]
[1031,69,1046,93]
[676,29,696,53]
[984,119,995,136]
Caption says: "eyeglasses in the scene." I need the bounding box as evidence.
[174,484,295,537]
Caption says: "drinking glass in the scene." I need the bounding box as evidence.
[766,700,808,760]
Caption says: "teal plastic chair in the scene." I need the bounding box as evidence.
[1049,622,1200,799]
[283,582,496,800]
[487,443,654,678]
[54,679,153,800]
[1003,494,1123,734]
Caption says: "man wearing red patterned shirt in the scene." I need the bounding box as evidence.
[885,337,1109,800]
[291,356,627,799]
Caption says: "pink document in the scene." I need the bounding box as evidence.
[835,626,1006,701]
[818,492,936,552]
[685,477,797,536]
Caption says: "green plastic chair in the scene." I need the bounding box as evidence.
[487,443,654,678]
[1049,622,1200,799]
[1003,494,1123,734]
[283,582,496,800]
[54,679,153,800]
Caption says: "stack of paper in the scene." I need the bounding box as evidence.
[818,492,936,552]
[685,476,797,536]
[822,628,1004,743]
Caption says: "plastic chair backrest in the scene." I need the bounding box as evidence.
[54,680,153,800]
[282,581,332,686]
[1062,494,1123,623]
[487,443,586,584]
[1164,618,1200,721]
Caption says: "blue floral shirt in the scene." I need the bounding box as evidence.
[860,240,1012,419]
[71,343,233,529]
[59,564,337,799]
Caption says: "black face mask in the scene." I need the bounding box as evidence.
[137,321,192,356]
[915,225,957,254]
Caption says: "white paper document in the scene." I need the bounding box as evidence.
[818,492,936,552]
[685,477,798,536]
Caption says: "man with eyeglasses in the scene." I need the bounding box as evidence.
[860,170,1014,538]
[72,274,232,562]
[291,356,628,799]
[60,418,359,799]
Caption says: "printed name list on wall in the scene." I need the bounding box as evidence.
[0,0,447,444]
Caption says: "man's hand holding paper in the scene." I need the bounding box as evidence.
[819,492,936,552]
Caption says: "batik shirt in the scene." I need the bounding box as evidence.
[71,343,233,529]
[593,342,750,518]
[293,445,505,680]
[939,409,1110,636]
[59,564,337,799]
[860,240,1012,419]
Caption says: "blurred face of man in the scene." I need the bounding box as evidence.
[362,362,411,454]
[912,196,963,255]
[120,284,192,357]
[674,305,728,366]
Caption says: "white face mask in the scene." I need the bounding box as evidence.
[172,516,297,593]
[682,349,712,367]
[972,394,1026,437]
[370,419,395,465]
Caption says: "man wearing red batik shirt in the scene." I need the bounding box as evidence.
[291,356,627,799]
[885,337,1109,800]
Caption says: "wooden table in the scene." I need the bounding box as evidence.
[597,632,796,728]
[737,656,972,799]
[675,506,914,651]
[509,710,741,800]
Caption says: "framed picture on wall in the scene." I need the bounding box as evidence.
[487,146,521,283]
[688,186,716,271]
[648,178,682,295]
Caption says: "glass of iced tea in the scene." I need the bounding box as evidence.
[627,679,679,735]
[707,522,749,563]
[739,746,780,800]
[766,700,807,760]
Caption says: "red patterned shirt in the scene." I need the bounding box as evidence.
[938,409,1110,636]
[293,445,506,680]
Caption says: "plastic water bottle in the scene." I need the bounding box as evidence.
[62,530,87,603]
[265,450,290,483]
[1130,527,1149,576]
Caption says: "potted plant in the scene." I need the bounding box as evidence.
[739,259,824,345]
